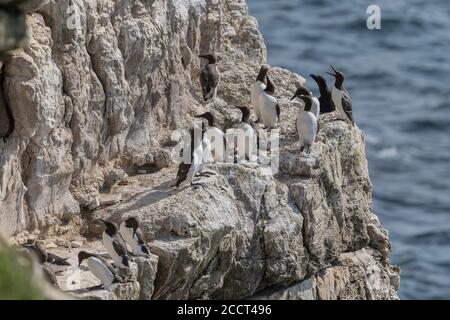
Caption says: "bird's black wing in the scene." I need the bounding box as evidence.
[200,65,219,101]
[112,239,128,257]
[342,89,354,124]
[47,253,71,266]
[276,104,280,121]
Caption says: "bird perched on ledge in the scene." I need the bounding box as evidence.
[251,65,269,123]
[175,122,207,187]
[291,85,320,118]
[199,54,220,103]
[100,219,130,269]
[120,217,150,257]
[258,76,280,129]
[327,65,354,125]
[293,95,318,153]
[78,251,125,289]
[310,73,335,114]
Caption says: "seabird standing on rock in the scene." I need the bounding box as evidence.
[291,86,320,118]
[119,217,150,257]
[78,251,125,289]
[100,219,130,269]
[195,112,225,163]
[199,54,220,103]
[251,65,269,123]
[234,105,257,161]
[22,242,71,267]
[258,76,280,129]
[327,65,354,125]
[175,122,206,187]
[310,74,335,114]
[294,96,318,153]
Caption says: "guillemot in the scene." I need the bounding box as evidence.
[291,85,320,118]
[78,251,125,289]
[199,54,220,103]
[100,219,130,269]
[310,74,335,113]
[175,122,206,187]
[327,65,354,125]
[258,76,280,129]
[119,217,150,257]
[294,95,318,153]
[251,65,269,123]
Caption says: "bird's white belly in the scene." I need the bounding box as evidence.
[251,81,266,119]
[332,87,346,119]
[102,233,120,264]
[311,96,320,118]
[87,257,115,288]
[259,94,278,127]
[297,111,318,148]
[119,224,134,247]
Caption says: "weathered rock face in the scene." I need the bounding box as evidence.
[0,0,399,299]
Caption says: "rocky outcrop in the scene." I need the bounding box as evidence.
[0,0,399,299]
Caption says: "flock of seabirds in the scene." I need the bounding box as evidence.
[175,54,354,187]
[18,54,355,291]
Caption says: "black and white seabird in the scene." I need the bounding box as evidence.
[195,112,225,163]
[78,251,125,289]
[327,65,354,125]
[291,86,320,118]
[199,54,220,103]
[175,122,206,187]
[258,76,280,128]
[22,242,71,267]
[100,219,130,269]
[119,217,150,257]
[234,105,257,162]
[310,74,335,114]
[251,65,269,123]
[294,96,318,153]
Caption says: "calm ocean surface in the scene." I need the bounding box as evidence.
[247,0,450,299]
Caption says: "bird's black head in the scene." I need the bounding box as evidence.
[310,74,327,87]
[125,217,140,237]
[78,251,93,266]
[327,65,345,89]
[299,96,313,112]
[195,112,215,127]
[256,65,269,83]
[291,86,311,101]
[264,76,275,95]
[100,219,118,237]
[198,54,217,64]
[234,105,250,123]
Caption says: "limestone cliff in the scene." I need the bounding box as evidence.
[0,0,399,299]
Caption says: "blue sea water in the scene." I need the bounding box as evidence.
[247,0,450,299]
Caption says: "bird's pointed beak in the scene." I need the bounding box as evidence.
[290,95,296,101]
[330,65,338,73]
[326,72,336,77]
